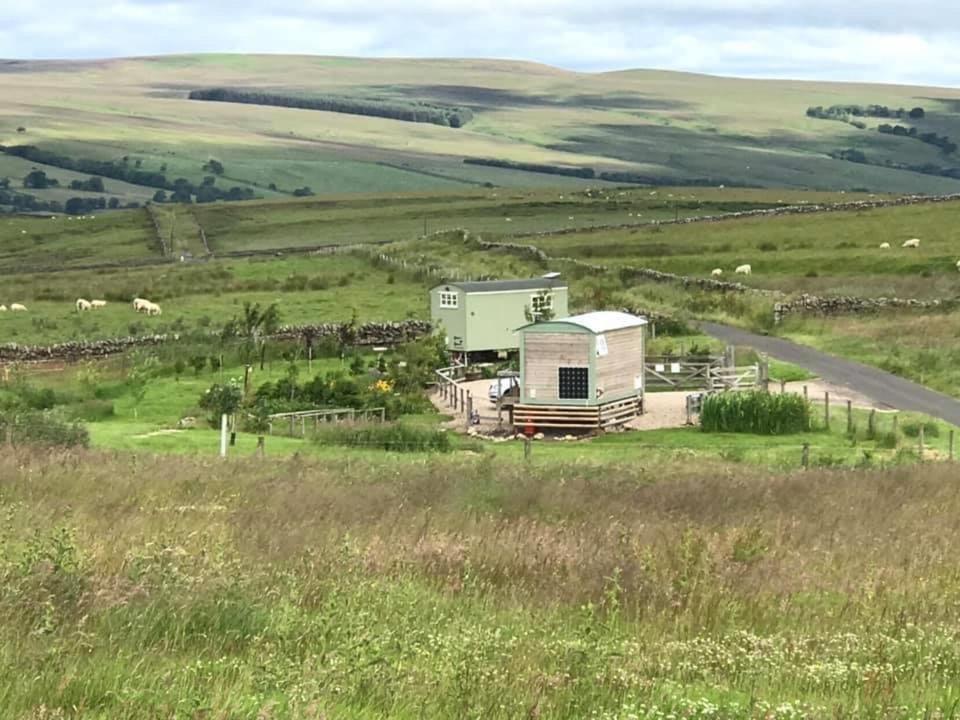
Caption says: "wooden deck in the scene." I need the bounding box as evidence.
[512,396,641,430]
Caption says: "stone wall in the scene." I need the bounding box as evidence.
[773,294,958,323]
[0,321,433,363]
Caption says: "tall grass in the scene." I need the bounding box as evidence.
[700,390,811,434]
[313,420,452,452]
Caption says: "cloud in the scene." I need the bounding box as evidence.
[1,0,957,86]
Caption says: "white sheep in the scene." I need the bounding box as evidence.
[144,301,162,316]
[133,297,151,312]
[879,242,891,249]
[955,260,960,272]
[0,305,7,312]
[10,303,27,312]
[76,298,92,312]
[711,268,723,277]
[91,300,107,309]
[902,238,920,248]
[735,264,752,275]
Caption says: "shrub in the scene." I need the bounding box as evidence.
[700,391,811,435]
[757,241,777,252]
[902,421,939,439]
[314,422,451,452]
[66,399,115,422]
[0,410,89,448]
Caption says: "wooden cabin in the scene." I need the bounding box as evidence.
[513,311,647,430]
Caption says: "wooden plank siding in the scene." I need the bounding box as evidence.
[522,333,590,402]
[595,327,644,400]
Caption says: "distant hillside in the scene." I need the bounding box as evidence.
[2,54,960,201]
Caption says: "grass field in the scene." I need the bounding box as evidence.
[5,448,960,717]
[0,254,426,344]
[4,54,960,198]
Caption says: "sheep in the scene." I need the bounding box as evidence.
[0,305,6,312]
[879,242,891,249]
[91,300,107,309]
[76,298,92,312]
[144,301,162,316]
[133,297,151,312]
[711,268,723,277]
[956,260,960,272]
[735,264,752,275]
[902,238,920,248]
[10,303,27,312]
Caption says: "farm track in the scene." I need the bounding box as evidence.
[702,322,960,425]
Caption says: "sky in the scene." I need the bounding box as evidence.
[1,0,958,87]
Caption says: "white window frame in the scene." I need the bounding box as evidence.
[439,291,459,309]
[530,292,553,315]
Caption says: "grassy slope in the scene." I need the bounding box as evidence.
[3,55,960,196]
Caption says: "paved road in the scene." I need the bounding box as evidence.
[701,322,960,426]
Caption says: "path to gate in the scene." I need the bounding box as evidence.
[701,322,960,426]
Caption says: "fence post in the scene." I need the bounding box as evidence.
[524,436,532,461]
[919,425,925,461]
[780,379,786,394]
[824,391,830,430]
[802,443,810,470]
[220,413,228,458]
[803,385,808,402]
[846,400,853,435]
[892,413,899,438]
[868,409,876,437]
[951,430,955,461]
[465,392,473,430]
[460,387,465,414]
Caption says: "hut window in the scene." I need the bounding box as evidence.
[530,292,553,315]
[558,367,589,399]
[439,292,459,309]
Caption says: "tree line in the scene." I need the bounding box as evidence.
[807,105,925,121]
[877,124,957,154]
[1,146,260,204]
[829,148,960,180]
[463,158,749,187]
[463,157,595,178]
[188,88,474,128]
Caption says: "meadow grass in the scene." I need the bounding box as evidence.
[4,449,960,717]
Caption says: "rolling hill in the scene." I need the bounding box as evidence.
[2,54,960,204]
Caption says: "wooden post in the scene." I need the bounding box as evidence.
[803,385,808,402]
[950,430,955,461]
[219,413,228,458]
[780,379,786,394]
[892,413,899,437]
[497,396,503,431]
[465,392,473,430]
[868,409,876,437]
[824,391,830,430]
[460,387,465,414]
[257,436,265,458]
[802,442,810,470]
[524,436,532,461]
[919,425,925,461]
[846,400,853,435]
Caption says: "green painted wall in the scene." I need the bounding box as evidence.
[430,286,569,353]
[429,286,467,351]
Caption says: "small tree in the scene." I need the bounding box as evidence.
[152,190,168,203]
[108,197,120,209]
[23,170,50,189]
[189,355,208,376]
[198,380,243,428]
[244,398,272,457]
[203,159,225,176]
[127,353,158,419]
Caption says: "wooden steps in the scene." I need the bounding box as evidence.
[513,396,641,430]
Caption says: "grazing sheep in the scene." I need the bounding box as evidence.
[91,300,107,308]
[10,303,27,312]
[711,268,723,277]
[735,264,752,275]
[144,301,162,316]
[879,242,891,249]
[902,238,920,248]
[133,297,151,312]
[956,260,960,272]
[0,305,7,312]
[76,298,92,312]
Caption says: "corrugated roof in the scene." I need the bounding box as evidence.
[548,311,647,334]
[436,278,567,293]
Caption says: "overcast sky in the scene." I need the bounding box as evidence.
[2,1,957,87]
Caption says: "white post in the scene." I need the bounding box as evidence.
[220,413,228,458]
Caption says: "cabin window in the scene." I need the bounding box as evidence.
[530,292,553,315]
[439,291,459,309]
[558,367,589,400]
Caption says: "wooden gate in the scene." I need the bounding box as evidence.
[644,355,725,390]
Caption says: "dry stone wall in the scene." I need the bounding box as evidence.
[0,321,433,363]
[773,294,958,323]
